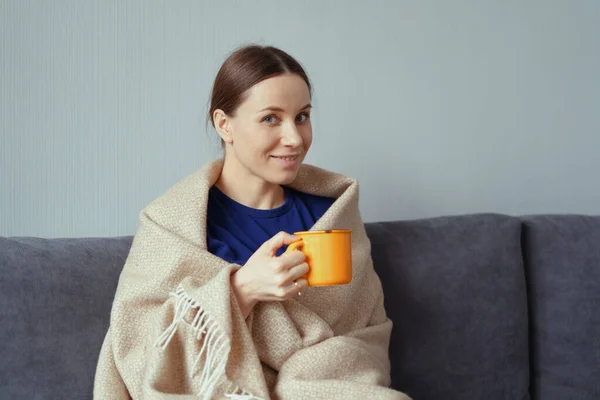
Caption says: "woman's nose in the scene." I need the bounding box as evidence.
[281,122,302,146]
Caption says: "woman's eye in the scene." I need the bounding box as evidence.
[296,113,310,123]
[262,115,278,124]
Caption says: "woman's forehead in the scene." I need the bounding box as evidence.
[241,74,311,113]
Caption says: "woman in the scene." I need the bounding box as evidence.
[94,45,410,400]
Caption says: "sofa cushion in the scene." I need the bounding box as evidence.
[366,214,529,400]
[522,215,600,400]
[0,236,133,399]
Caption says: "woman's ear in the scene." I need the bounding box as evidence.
[213,109,233,144]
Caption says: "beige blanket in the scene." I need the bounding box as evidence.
[94,160,411,400]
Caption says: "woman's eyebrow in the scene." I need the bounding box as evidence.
[257,103,312,113]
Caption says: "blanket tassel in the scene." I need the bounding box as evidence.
[155,285,262,400]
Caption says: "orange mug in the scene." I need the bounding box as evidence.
[285,229,352,286]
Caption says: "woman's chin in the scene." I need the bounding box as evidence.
[269,169,300,185]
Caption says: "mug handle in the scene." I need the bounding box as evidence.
[285,239,303,254]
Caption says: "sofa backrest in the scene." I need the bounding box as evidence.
[367,214,529,399]
[520,215,600,399]
[0,236,131,399]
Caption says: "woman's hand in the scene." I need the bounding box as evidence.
[231,231,309,318]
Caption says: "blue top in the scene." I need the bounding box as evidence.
[206,185,335,265]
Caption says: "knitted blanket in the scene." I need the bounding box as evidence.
[94,160,410,400]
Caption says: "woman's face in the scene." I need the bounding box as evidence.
[217,73,312,185]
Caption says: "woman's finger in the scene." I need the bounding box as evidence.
[261,231,298,255]
[277,250,306,270]
[290,278,308,298]
[285,262,309,283]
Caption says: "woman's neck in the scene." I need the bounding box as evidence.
[215,157,285,210]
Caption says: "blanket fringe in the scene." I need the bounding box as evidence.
[155,285,262,400]
[224,382,264,400]
[225,394,263,400]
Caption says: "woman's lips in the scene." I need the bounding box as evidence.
[271,154,300,167]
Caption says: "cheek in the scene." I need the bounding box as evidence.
[235,124,262,147]
[232,126,262,158]
[240,125,277,156]
[302,126,313,148]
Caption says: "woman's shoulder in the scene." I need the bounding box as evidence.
[288,163,359,200]
[143,161,222,213]
[137,161,222,243]
[296,163,355,184]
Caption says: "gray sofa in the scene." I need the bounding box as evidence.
[1,214,599,399]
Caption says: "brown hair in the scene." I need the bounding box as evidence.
[208,45,312,131]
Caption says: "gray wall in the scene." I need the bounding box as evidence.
[2,0,599,238]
